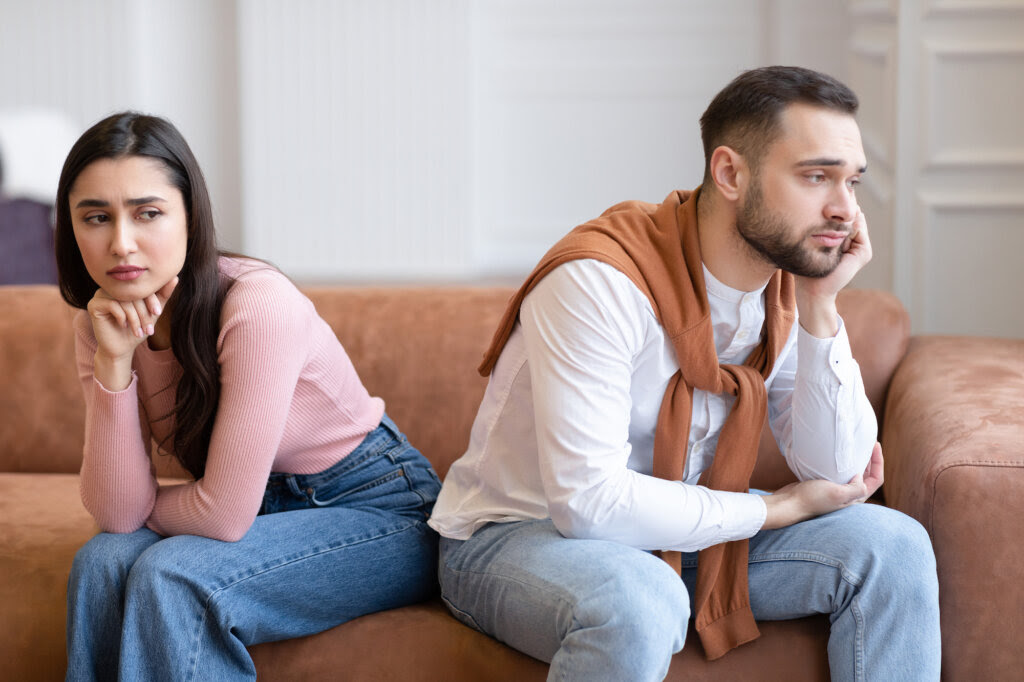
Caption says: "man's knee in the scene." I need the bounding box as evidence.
[867,506,937,598]
[569,552,690,654]
[834,504,938,605]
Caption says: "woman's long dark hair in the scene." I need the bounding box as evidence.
[55,112,228,480]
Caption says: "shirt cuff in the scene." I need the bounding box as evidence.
[709,489,768,544]
[797,316,856,384]
[92,371,139,396]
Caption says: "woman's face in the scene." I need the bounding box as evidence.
[69,156,188,301]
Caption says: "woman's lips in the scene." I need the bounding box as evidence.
[107,265,146,281]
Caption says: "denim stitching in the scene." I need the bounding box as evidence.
[186,519,428,679]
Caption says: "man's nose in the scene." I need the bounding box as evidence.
[826,185,858,225]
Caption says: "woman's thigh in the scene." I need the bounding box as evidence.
[130,505,438,645]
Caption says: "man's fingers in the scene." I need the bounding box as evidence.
[863,442,884,494]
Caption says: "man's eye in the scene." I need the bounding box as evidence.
[807,174,825,184]
[848,178,861,188]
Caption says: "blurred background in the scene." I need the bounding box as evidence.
[1,0,1022,336]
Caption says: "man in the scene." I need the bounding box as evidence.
[428,66,940,681]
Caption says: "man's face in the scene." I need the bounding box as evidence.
[735,103,866,278]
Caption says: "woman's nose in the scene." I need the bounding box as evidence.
[110,220,137,256]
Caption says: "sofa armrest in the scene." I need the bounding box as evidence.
[881,335,1024,680]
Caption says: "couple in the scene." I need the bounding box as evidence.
[63,66,938,681]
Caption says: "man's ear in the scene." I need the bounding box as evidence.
[708,146,748,202]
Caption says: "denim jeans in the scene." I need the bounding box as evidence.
[66,414,441,682]
[440,503,940,682]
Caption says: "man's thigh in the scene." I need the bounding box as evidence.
[679,503,929,621]
[439,518,690,663]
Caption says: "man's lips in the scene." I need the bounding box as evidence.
[810,231,849,248]
[107,265,146,281]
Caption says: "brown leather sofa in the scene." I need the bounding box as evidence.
[1,284,1020,681]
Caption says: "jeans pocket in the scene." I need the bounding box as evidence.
[309,467,408,507]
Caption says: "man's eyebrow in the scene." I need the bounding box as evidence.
[74,196,166,209]
[796,158,868,173]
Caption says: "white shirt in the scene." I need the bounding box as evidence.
[429,259,877,553]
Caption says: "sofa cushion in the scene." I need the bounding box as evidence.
[0,473,95,680]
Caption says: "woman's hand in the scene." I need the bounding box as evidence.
[89,277,178,391]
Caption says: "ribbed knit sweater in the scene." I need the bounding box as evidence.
[74,257,384,541]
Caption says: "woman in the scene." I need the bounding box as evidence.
[58,112,441,680]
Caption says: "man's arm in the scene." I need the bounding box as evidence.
[767,319,878,483]
[521,260,767,553]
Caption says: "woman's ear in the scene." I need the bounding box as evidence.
[708,146,747,202]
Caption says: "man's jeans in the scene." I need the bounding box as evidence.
[66,414,441,682]
[440,503,940,681]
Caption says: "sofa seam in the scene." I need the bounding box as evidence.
[929,460,1024,532]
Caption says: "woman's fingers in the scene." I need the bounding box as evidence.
[88,294,127,328]
[121,299,146,338]
[146,276,179,318]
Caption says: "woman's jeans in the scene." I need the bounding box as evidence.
[439,503,941,682]
[66,414,441,682]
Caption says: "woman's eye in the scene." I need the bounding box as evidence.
[84,214,109,225]
[138,209,162,221]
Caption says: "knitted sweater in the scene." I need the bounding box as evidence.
[74,257,384,541]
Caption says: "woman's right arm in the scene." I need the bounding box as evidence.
[74,313,157,532]
[74,282,176,533]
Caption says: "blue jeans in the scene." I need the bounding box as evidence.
[440,503,940,681]
[66,414,441,682]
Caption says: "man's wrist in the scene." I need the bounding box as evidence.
[795,293,839,338]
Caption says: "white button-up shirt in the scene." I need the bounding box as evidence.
[429,259,877,553]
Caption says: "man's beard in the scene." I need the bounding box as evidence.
[736,179,846,278]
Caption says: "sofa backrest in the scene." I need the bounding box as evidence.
[0,285,909,489]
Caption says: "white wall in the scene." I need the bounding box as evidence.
[0,0,847,280]
[848,0,1024,337]
[4,0,1021,335]
[0,0,241,248]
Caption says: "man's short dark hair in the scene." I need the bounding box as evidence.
[699,65,859,183]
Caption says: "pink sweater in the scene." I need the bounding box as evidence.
[74,258,385,541]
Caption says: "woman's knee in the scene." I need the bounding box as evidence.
[70,529,161,589]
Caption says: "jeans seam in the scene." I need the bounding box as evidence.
[185,518,427,679]
[442,565,575,632]
[747,550,865,587]
[853,596,865,682]
[748,550,866,681]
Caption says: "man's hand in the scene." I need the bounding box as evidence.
[762,442,884,530]
[795,210,872,337]
[90,277,178,391]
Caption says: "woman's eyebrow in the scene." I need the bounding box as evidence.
[74,195,166,209]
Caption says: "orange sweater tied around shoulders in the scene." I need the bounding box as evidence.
[479,187,796,659]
